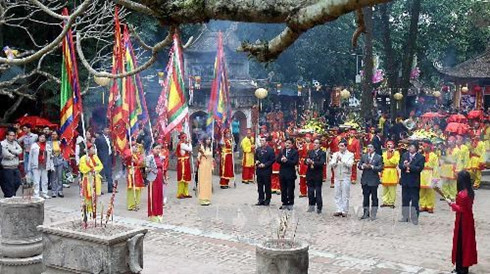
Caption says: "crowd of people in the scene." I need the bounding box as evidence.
[0,108,481,273]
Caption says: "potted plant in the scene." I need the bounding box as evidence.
[256,212,309,274]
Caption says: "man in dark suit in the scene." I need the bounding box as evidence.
[95,127,113,193]
[398,142,425,225]
[305,139,327,214]
[358,144,384,220]
[371,129,383,156]
[276,138,299,210]
[255,136,276,206]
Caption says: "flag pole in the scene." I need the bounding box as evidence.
[127,127,139,210]
[229,122,236,188]
[185,118,195,196]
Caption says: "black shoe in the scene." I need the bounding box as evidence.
[360,210,370,220]
[316,209,322,214]
[58,193,64,198]
[398,218,409,222]
[101,192,105,195]
[51,195,57,198]
[263,202,270,206]
[279,205,287,210]
[287,205,293,211]
[341,213,347,217]
[255,202,264,206]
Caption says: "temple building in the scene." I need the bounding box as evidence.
[184,22,256,143]
[438,49,490,110]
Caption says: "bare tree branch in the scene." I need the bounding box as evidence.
[76,26,175,78]
[2,96,24,122]
[239,0,390,61]
[0,0,92,66]
[115,0,157,17]
[352,9,366,48]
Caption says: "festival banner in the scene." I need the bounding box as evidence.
[59,7,82,160]
[157,33,188,137]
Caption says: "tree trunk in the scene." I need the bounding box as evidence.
[378,3,398,120]
[361,7,374,122]
[399,0,422,116]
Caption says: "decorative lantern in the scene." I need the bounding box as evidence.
[157,71,165,78]
[433,91,441,98]
[340,89,350,100]
[255,88,268,99]
[157,71,165,85]
[393,92,403,101]
[93,75,111,87]
[461,85,469,94]
[255,88,268,111]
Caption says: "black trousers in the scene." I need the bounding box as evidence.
[401,186,420,220]
[362,184,379,208]
[1,169,21,198]
[257,173,271,204]
[307,178,323,210]
[280,174,295,206]
[100,155,113,192]
[233,133,239,151]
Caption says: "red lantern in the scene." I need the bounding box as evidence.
[442,85,449,92]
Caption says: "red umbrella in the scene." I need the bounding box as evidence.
[16,116,58,128]
[421,112,445,119]
[467,110,484,120]
[445,122,469,135]
[447,114,467,123]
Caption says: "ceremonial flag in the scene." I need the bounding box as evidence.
[157,33,188,136]
[123,25,149,137]
[206,32,231,133]
[59,8,82,160]
[107,6,129,153]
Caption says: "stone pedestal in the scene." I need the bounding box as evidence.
[0,197,45,274]
[256,239,309,274]
[38,220,147,274]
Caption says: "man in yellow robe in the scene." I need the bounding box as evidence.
[79,143,103,213]
[440,136,458,200]
[419,142,438,213]
[469,136,485,189]
[381,141,400,208]
[456,135,470,171]
[240,128,255,184]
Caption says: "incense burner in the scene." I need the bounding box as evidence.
[38,220,147,274]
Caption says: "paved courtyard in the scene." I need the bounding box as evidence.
[41,170,490,274]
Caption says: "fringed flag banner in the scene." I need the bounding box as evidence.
[59,7,82,160]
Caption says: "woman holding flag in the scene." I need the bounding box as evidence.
[146,143,165,222]
[198,136,214,205]
[78,143,103,213]
[125,142,145,211]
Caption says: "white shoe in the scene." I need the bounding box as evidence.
[63,184,71,188]
[41,194,51,199]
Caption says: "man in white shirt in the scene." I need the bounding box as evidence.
[329,140,354,217]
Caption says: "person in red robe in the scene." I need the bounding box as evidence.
[445,170,477,274]
[220,129,235,188]
[270,126,285,194]
[146,143,164,222]
[347,129,361,184]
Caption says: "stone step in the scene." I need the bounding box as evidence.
[482,169,490,176]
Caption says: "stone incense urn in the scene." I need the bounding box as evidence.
[38,220,147,274]
[0,197,45,274]
[256,239,309,274]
